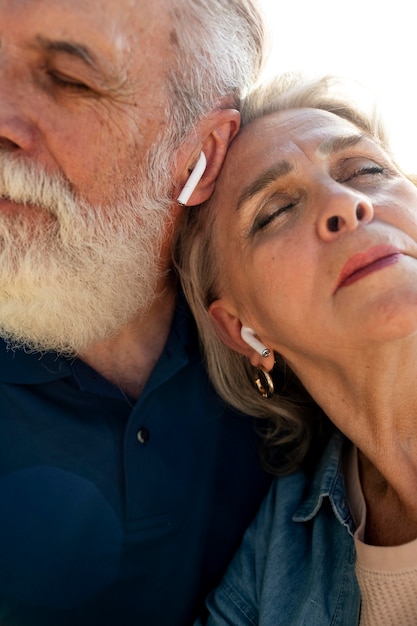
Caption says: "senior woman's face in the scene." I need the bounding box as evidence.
[209,108,417,371]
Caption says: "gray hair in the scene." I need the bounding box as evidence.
[165,0,267,144]
[175,73,394,475]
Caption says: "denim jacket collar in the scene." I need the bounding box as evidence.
[293,430,356,536]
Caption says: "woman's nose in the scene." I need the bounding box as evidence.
[316,184,374,241]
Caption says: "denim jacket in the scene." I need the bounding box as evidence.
[196,432,361,625]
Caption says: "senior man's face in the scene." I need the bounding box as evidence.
[0,0,180,354]
[0,0,174,204]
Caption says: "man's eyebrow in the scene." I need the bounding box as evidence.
[35,36,99,70]
[318,133,364,156]
[236,161,293,211]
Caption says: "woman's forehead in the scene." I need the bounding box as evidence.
[214,108,361,202]
[238,108,359,156]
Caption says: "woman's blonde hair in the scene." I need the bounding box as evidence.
[175,73,395,475]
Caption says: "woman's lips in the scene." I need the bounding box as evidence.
[335,245,402,292]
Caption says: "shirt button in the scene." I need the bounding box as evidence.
[137,427,150,444]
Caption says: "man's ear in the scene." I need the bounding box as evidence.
[209,300,275,370]
[175,109,240,206]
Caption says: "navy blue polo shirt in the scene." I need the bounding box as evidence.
[0,297,271,626]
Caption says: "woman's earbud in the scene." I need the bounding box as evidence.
[177,151,207,206]
[240,326,270,358]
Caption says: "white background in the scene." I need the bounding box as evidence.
[259,0,416,173]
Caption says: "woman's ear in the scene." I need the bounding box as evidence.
[209,300,275,371]
[175,109,240,206]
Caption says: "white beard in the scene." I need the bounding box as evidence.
[0,150,173,355]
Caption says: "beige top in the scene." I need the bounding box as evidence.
[345,445,417,626]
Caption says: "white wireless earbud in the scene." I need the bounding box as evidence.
[240,326,270,358]
[177,151,207,206]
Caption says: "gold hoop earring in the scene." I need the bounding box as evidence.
[254,369,274,398]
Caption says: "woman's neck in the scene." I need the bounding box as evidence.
[295,338,417,542]
[358,449,417,546]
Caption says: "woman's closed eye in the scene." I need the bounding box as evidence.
[252,201,296,232]
[339,161,385,184]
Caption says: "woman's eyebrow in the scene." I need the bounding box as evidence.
[235,134,366,211]
[236,161,292,211]
[318,133,364,156]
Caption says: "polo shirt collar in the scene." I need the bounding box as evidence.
[0,342,72,384]
[0,290,198,387]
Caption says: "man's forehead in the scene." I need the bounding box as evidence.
[1,0,176,48]
[0,0,178,84]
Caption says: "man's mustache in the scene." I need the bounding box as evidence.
[0,154,76,216]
